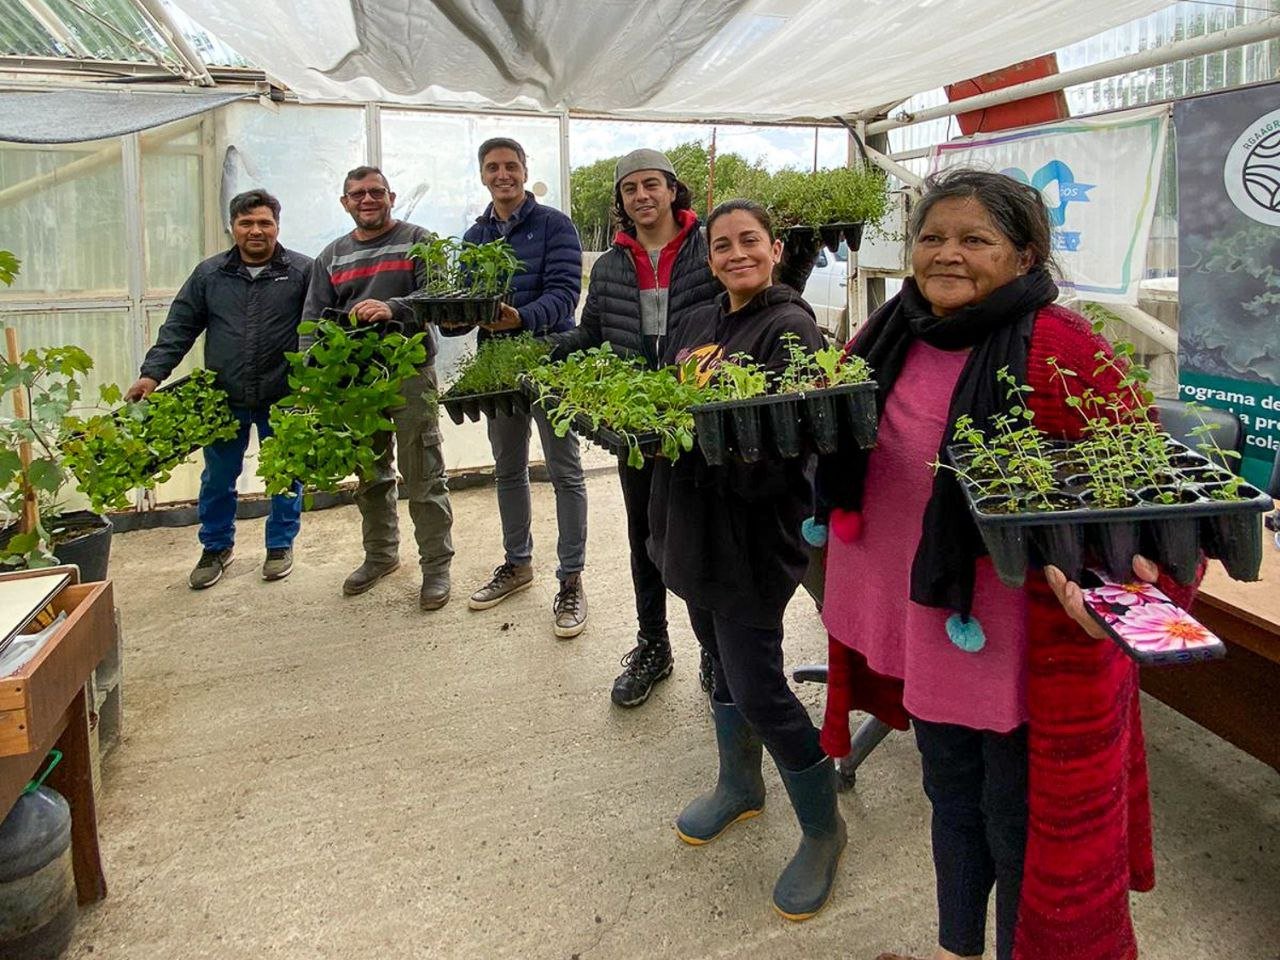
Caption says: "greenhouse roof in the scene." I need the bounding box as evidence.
[161,0,1177,120]
[0,0,246,82]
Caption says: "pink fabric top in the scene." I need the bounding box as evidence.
[821,340,1030,732]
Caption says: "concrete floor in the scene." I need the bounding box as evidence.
[69,473,1279,960]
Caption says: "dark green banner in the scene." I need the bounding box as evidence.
[1175,83,1280,490]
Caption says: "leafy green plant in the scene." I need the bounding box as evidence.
[445,334,549,398]
[765,165,890,229]
[0,250,18,287]
[528,345,702,468]
[775,333,872,392]
[407,237,522,298]
[1,344,94,567]
[706,355,768,400]
[60,370,240,513]
[258,313,428,495]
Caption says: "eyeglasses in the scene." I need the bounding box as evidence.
[345,187,388,201]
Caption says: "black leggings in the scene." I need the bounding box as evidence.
[686,603,823,772]
[913,718,1029,960]
[617,457,668,640]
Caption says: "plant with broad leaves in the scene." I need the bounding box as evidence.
[258,313,428,495]
[407,237,522,298]
[60,370,240,513]
[527,345,702,468]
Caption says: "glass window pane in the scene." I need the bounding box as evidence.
[216,102,366,259]
[143,122,207,292]
[380,111,565,235]
[0,308,134,418]
[0,140,126,296]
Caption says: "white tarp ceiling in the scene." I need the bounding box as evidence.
[169,0,1174,121]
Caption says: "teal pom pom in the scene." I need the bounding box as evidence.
[802,516,828,547]
[945,614,986,653]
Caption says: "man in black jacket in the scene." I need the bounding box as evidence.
[126,189,313,589]
[553,148,721,707]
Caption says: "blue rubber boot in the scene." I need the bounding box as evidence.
[676,700,766,844]
[772,756,847,921]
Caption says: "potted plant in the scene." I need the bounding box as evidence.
[257,312,429,497]
[403,237,522,328]
[764,165,890,253]
[438,334,548,424]
[939,346,1272,588]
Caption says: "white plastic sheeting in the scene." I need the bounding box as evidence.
[168,0,1174,120]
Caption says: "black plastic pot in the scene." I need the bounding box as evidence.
[2,511,113,581]
[765,397,803,459]
[801,392,840,455]
[973,496,1029,587]
[730,405,764,462]
[440,387,528,425]
[831,382,879,449]
[693,405,728,466]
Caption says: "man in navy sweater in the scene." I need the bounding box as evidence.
[460,137,588,639]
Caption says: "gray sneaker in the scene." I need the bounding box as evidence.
[468,562,534,610]
[189,548,233,590]
[261,547,293,581]
[342,559,400,596]
[553,573,587,639]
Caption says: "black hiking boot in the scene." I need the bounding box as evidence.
[610,634,674,707]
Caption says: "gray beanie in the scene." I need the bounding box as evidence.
[614,148,677,186]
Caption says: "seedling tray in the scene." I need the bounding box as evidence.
[691,381,878,466]
[947,440,1273,587]
[402,292,503,329]
[781,222,865,254]
[571,412,663,462]
[439,387,529,425]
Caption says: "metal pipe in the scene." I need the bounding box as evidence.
[863,143,924,189]
[132,0,216,86]
[868,15,1280,135]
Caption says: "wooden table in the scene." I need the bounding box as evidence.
[1140,520,1280,771]
[0,568,113,904]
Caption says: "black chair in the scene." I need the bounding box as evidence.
[1152,398,1245,468]
[793,544,894,791]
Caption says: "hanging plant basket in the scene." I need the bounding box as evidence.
[948,438,1273,587]
[691,382,878,466]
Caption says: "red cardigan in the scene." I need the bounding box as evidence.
[821,304,1199,960]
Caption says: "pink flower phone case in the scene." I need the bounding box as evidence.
[1079,570,1226,666]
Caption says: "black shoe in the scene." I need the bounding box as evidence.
[698,647,715,696]
[189,548,233,590]
[610,634,674,707]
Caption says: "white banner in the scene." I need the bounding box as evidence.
[929,105,1169,304]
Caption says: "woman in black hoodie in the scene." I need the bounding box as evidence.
[648,200,847,921]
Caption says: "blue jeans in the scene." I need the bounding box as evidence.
[198,406,302,552]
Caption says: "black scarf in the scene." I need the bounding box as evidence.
[814,268,1058,617]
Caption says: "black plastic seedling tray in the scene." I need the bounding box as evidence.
[440,387,529,425]
[948,439,1273,587]
[782,222,865,254]
[691,381,878,466]
[571,412,663,461]
[403,292,503,329]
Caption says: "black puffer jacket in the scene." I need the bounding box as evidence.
[550,219,720,368]
[141,245,313,409]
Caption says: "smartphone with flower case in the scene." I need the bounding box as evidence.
[1078,570,1226,666]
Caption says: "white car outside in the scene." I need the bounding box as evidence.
[802,242,848,335]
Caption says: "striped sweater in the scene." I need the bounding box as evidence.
[301,220,434,358]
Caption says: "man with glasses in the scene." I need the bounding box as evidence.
[303,166,454,610]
